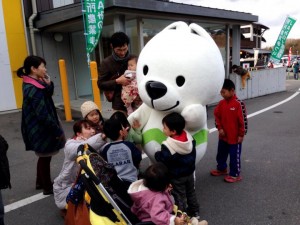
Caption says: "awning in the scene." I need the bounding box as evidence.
[241,49,271,54]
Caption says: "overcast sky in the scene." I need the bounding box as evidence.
[170,0,300,48]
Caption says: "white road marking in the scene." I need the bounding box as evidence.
[4,89,300,213]
[246,91,300,119]
[4,193,49,213]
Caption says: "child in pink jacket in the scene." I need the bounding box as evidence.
[128,163,208,225]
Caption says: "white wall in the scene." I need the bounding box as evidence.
[0,3,17,111]
[233,67,286,100]
[209,67,287,106]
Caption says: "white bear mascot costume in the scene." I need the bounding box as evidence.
[128,21,225,163]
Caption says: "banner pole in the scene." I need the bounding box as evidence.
[81,0,90,66]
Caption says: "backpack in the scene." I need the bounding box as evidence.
[0,135,11,189]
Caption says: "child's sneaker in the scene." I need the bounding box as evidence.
[190,217,208,225]
[198,220,208,225]
[224,175,242,183]
[210,169,228,176]
[191,212,200,220]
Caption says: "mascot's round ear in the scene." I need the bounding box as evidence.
[189,23,216,45]
[163,21,189,32]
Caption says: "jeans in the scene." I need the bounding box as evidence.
[294,72,298,80]
[216,139,242,177]
[171,174,200,216]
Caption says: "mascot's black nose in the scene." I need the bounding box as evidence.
[146,81,167,100]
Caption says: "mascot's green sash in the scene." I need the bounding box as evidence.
[143,128,208,146]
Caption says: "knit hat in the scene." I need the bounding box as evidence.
[81,101,99,118]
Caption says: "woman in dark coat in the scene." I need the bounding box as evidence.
[17,56,66,195]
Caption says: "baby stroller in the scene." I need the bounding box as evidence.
[72,143,154,225]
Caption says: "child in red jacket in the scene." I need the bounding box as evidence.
[210,79,248,183]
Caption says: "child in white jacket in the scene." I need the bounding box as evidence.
[53,120,106,211]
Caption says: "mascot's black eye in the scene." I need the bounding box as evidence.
[143,65,149,76]
[176,75,185,87]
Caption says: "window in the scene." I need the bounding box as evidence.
[241,27,250,33]
[53,0,74,8]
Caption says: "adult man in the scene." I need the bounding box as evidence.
[97,32,131,113]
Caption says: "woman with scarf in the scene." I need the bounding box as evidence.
[97,31,132,114]
[17,56,66,195]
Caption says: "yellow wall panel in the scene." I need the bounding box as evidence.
[3,0,28,108]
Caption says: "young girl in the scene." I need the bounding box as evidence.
[80,101,105,134]
[53,120,106,211]
[128,163,208,225]
[17,55,66,195]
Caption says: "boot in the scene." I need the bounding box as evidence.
[38,157,53,195]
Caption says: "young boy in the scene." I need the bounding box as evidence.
[210,79,248,183]
[121,55,142,115]
[101,118,142,190]
[155,112,201,220]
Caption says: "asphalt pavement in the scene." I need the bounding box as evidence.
[1,80,300,225]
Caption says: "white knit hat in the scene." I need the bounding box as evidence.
[80,101,99,118]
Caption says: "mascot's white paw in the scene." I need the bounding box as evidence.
[181,104,206,132]
[128,21,225,164]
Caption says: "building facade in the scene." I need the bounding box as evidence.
[0,0,259,112]
[0,0,28,111]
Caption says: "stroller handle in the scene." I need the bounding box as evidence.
[77,143,97,157]
[77,144,85,156]
[76,144,134,225]
[77,157,101,186]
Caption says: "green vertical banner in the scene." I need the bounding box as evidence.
[83,0,105,63]
[270,16,296,62]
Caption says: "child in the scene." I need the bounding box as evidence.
[101,118,142,190]
[155,112,201,220]
[128,162,208,225]
[231,64,251,89]
[80,101,105,134]
[121,55,143,115]
[210,79,248,183]
[53,120,106,211]
[110,111,142,145]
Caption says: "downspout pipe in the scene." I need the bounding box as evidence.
[28,0,39,55]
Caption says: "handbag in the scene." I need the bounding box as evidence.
[64,199,91,225]
[65,172,90,225]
